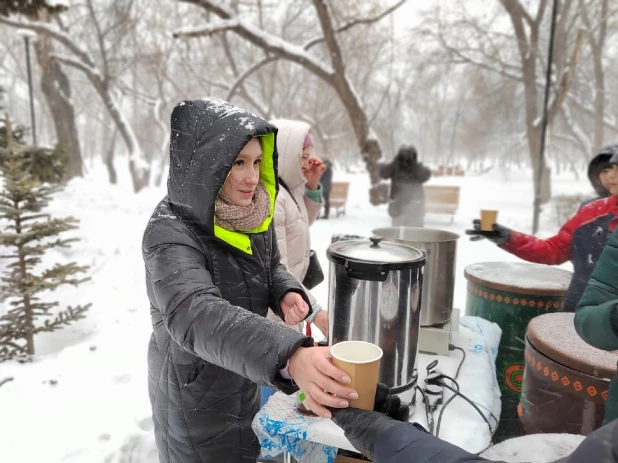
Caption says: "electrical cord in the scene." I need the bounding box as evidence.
[416,384,430,427]
[422,360,445,434]
[450,345,466,379]
[417,346,497,449]
[434,375,460,438]
[420,356,496,444]
[437,376,497,437]
[430,344,467,436]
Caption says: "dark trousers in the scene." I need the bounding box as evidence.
[323,193,330,218]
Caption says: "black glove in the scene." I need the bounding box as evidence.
[465,219,511,246]
[329,383,416,460]
[373,382,410,422]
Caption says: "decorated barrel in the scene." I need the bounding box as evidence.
[520,313,618,435]
[464,262,573,442]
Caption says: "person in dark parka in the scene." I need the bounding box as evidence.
[467,143,618,313]
[575,223,618,425]
[580,148,613,208]
[321,157,333,219]
[379,145,432,227]
[142,100,356,463]
[330,406,618,463]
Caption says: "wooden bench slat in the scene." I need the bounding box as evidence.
[423,185,460,223]
[327,181,350,217]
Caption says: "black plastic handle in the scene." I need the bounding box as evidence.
[345,262,389,282]
[369,236,382,247]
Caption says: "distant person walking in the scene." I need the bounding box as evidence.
[321,157,333,219]
[379,145,432,227]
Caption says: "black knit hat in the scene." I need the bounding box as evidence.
[589,144,618,196]
[606,143,618,165]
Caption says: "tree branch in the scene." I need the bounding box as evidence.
[312,0,346,76]
[50,53,101,79]
[86,0,109,80]
[0,16,95,68]
[0,377,14,388]
[218,33,269,115]
[303,0,406,50]
[225,55,278,102]
[174,0,333,80]
[535,0,549,25]
[499,0,531,62]
[172,19,240,38]
[432,27,523,82]
[545,29,586,123]
[566,93,618,132]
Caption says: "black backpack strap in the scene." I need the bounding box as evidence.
[278,177,301,211]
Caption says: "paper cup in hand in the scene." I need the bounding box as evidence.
[331,341,383,410]
[480,209,498,231]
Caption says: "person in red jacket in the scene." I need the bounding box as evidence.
[466,144,618,313]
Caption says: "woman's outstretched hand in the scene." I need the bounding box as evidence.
[280,291,309,325]
[288,346,358,418]
[303,157,326,190]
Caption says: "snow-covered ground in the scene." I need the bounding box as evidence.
[0,164,593,462]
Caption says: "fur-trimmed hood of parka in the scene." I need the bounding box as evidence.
[167,99,279,254]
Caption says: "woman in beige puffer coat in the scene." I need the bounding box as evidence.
[269,119,329,336]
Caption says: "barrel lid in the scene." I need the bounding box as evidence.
[527,313,618,379]
[327,236,426,270]
[464,262,572,296]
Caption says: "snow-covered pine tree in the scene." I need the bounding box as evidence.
[0,116,90,359]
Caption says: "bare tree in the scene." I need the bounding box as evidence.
[0,3,83,180]
[173,0,405,205]
[34,7,84,180]
[424,0,585,200]
[0,1,151,192]
[578,0,610,150]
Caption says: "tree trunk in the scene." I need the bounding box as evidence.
[311,1,387,204]
[592,56,605,151]
[15,215,35,356]
[104,127,118,185]
[34,10,83,181]
[94,80,150,192]
[580,0,608,151]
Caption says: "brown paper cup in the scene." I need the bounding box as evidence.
[480,209,498,231]
[331,341,383,410]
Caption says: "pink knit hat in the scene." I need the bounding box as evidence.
[303,132,313,149]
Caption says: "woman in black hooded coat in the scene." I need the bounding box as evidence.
[142,100,356,463]
[380,145,432,227]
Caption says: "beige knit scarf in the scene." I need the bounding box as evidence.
[215,182,270,232]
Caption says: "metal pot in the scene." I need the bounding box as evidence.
[326,236,427,392]
[372,227,459,327]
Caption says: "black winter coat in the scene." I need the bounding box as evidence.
[379,155,431,222]
[373,419,618,463]
[142,100,314,463]
[321,159,333,195]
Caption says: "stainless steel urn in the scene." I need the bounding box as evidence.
[372,227,459,327]
[327,236,426,392]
